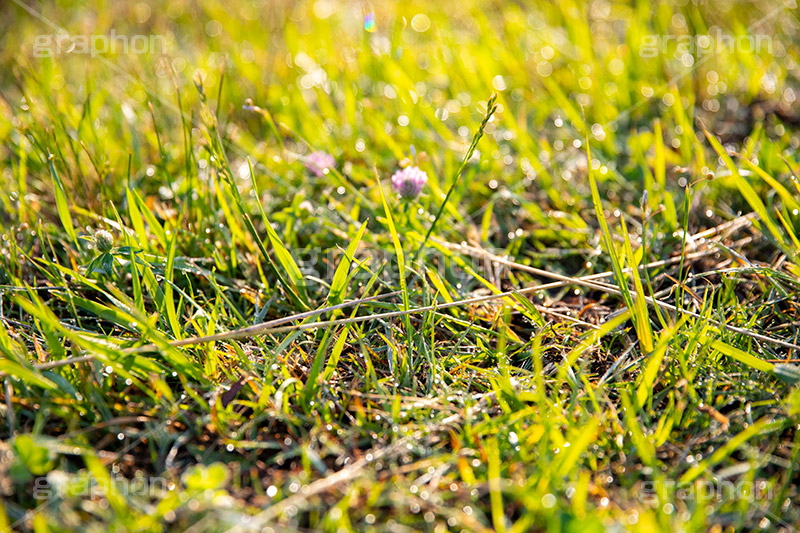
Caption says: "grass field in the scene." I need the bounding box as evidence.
[1,0,800,530]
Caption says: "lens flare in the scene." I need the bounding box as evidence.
[364,13,376,32]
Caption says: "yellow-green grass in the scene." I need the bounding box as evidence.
[1,0,800,530]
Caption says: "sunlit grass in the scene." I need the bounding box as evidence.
[1,0,800,530]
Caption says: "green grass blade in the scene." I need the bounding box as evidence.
[680,417,782,484]
[620,216,654,353]
[246,157,309,310]
[414,94,498,259]
[47,156,77,245]
[163,229,182,340]
[485,436,506,533]
[701,124,784,246]
[586,137,651,352]
[327,220,367,306]
[707,338,774,372]
[378,177,408,316]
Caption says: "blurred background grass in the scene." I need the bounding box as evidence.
[2,0,797,225]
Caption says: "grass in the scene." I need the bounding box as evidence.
[1,0,800,530]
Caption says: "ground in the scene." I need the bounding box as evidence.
[1,0,800,531]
